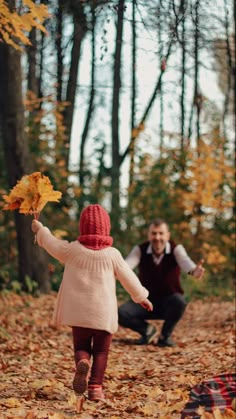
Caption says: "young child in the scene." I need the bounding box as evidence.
[32,204,153,401]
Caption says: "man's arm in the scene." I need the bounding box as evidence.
[125,245,141,270]
[174,245,205,279]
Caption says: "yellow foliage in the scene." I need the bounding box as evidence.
[181,139,234,214]
[3,172,61,218]
[0,0,49,50]
[131,123,145,139]
[202,243,227,272]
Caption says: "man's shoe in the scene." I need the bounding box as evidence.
[135,325,158,345]
[156,336,176,347]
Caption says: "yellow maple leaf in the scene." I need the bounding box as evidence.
[3,172,62,218]
[0,0,49,50]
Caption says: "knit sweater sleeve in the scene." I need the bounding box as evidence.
[36,224,69,264]
[112,249,149,303]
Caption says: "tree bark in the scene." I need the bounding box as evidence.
[56,2,63,103]
[63,12,87,167]
[188,0,201,144]
[180,0,186,150]
[179,0,187,172]
[79,3,96,195]
[234,0,236,138]
[129,0,137,187]
[27,28,39,95]
[157,2,164,154]
[222,0,233,139]
[0,41,50,293]
[111,0,125,225]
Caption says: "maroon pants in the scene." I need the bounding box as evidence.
[72,326,112,386]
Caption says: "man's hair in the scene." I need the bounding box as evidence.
[149,219,169,230]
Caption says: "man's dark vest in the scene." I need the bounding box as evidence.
[138,240,183,302]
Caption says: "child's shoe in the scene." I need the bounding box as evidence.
[88,384,105,401]
[73,359,90,394]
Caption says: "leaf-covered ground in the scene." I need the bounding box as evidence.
[0,293,235,418]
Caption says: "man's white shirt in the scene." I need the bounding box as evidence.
[125,242,196,273]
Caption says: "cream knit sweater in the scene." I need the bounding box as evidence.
[35,223,149,334]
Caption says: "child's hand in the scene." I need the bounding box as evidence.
[140,299,153,312]
[32,220,42,233]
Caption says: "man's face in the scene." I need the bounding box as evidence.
[148,223,170,256]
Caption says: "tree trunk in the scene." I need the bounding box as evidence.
[234,0,236,136]
[180,0,186,147]
[190,0,202,247]
[180,0,187,171]
[27,26,43,145]
[194,0,201,143]
[64,14,87,167]
[157,3,164,154]
[79,3,96,197]
[111,0,125,227]
[56,2,63,103]
[129,0,137,187]
[27,28,39,95]
[188,0,201,144]
[222,0,233,139]
[0,41,50,293]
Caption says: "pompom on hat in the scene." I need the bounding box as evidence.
[78,204,113,250]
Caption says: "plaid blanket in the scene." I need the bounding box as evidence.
[181,373,236,418]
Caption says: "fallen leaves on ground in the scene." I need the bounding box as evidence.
[0,293,235,418]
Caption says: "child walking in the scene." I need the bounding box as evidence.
[32,204,153,401]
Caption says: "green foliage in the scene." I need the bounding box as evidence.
[181,273,235,302]
[9,280,22,294]
[24,275,38,294]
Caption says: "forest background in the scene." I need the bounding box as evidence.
[0,0,235,299]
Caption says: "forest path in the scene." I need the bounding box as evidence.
[0,293,235,418]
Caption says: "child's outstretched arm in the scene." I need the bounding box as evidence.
[114,249,153,309]
[32,220,68,264]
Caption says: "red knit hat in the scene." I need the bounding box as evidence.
[78,204,113,250]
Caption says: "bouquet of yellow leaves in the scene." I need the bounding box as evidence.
[3,172,62,219]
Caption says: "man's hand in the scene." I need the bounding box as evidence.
[140,299,153,312]
[192,259,205,280]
